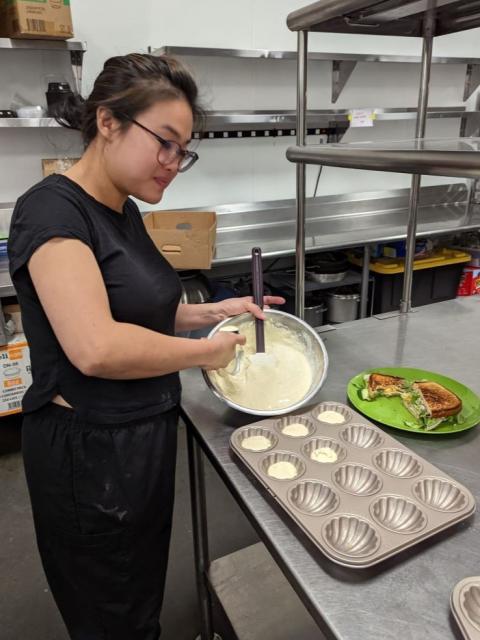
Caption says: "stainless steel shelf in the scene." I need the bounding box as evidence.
[154,46,480,103]
[183,184,480,265]
[0,38,86,94]
[0,38,86,52]
[3,108,476,134]
[0,285,16,299]
[3,184,480,285]
[0,118,62,128]
[286,137,480,178]
[201,107,477,132]
[287,0,480,37]
[153,46,480,66]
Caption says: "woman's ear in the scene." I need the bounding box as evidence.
[96,106,122,141]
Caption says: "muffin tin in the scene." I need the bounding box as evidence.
[230,402,476,568]
[451,577,480,640]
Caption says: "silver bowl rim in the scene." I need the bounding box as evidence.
[202,309,329,416]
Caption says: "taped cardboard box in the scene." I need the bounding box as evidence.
[0,333,31,417]
[143,211,216,270]
[0,0,74,40]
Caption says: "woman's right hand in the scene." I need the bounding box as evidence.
[201,332,246,371]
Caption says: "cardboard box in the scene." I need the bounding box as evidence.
[42,157,80,177]
[0,333,31,417]
[0,0,74,40]
[3,303,23,334]
[143,210,216,270]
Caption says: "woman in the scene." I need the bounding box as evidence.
[8,53,283,640]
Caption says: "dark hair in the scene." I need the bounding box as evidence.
[57,53,204,146]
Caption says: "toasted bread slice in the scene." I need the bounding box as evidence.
[415,381,462,418]
[367,373,405,398]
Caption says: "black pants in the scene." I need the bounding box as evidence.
[22,403,179,640]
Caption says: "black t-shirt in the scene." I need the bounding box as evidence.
[8,174,182,423]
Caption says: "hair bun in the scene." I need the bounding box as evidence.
[54,93,86,131]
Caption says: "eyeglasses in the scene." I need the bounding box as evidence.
[120,114,199,173]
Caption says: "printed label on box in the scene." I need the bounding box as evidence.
[0,338,31,416]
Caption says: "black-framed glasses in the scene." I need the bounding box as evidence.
[120,114,199,173]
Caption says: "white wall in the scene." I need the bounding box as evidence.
[1,0,479,209]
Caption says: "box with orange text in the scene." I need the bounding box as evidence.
[0,334,31,416]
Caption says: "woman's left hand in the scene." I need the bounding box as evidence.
[214,295,285,322]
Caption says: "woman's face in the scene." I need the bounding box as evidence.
[105,98,194,204]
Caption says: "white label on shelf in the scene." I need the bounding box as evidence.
[349,109,375,127]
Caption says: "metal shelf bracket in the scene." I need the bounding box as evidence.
[464,63,480,101]
[70,49,84,94]
[332,60,357,103]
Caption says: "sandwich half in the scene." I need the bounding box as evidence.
[401,381,462,430]
[363,372,406,400]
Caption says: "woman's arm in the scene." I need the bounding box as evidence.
[175,295,286,332]
[28,238,245,379]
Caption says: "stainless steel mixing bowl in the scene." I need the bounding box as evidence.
[203,309,329,416]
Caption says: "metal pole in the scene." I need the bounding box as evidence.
[187,428,215,640]
[360,245,370,319]
[295,30,308,319]
[400,8,435,313]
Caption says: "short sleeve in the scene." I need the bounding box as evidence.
[8,185,95,278]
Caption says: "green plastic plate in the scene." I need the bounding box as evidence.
[347,367,480,435]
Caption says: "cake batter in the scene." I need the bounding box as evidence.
[317,410,345,424]
[282,422,310,437]
[267,461,298,480]
[311,447,338,463]
[210,318,313,411]
[219,325,239,333]
[241,435,272,452]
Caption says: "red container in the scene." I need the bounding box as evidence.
[457,266,480,296]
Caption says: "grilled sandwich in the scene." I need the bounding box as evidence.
[361,372,463,430]
[363,373,406,399]
[399,380,462,430]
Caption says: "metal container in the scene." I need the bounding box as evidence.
[303,301,327,328]
[306,269,348,283]
[203,309,329,417]
[306,251,350,283]
[230,402,476,569]
[451,577,480,640]
[46,82,74,117]
[326,292,360,323]
[179,270,212,304]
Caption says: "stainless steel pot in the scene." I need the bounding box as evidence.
[326,292,360,323]
[303,301,327,327]
[203,309,329,416]
[179,270,212,304]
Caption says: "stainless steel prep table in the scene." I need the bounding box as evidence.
[181,297,480,640]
